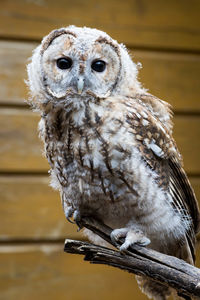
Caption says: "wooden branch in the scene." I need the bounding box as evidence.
[64,217,200,299]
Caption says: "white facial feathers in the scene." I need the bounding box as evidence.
[27,25,144,109]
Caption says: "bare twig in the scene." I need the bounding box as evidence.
[64,217,200,299]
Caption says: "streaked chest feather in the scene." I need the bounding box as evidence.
[40,98,188,240]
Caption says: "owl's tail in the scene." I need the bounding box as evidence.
[136,275,171,300]
[136,236,195,300]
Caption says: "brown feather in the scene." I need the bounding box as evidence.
[129,93,200,263]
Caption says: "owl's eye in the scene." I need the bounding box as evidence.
[56,57,72,70]
[91,60,106,72]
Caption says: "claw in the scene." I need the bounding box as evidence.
[65,206,83,230]
[77,225,82,232]
[74,210,83,231]
[73,210,81,223]
[111,227,150,251]
[65,207,76,224]
[67,217,76,224]
[111,228,128,247]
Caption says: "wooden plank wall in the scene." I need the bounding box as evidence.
[0,1,200,299]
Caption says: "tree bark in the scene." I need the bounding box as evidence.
[64,217,200,299]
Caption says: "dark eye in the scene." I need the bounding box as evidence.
[91,60,106,72]
[56,57,72,70]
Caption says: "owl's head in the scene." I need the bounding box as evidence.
[27,26,142,109]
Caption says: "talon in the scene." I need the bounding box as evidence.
[74,210,83,230]
[111,228,128,246]
[74,210,81,223]
[64,206,83,229]
[67,217,76,224]
[111,227,150,251]
[65,207,76,224]
[77,225,82,232]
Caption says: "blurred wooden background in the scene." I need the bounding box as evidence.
[0,1,200,299]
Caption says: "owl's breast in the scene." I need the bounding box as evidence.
[47,116,140,224]
[49,124,168,232]
[43,103,187,241]
[57,148,139,222]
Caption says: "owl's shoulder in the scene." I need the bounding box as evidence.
[133,93,173,133]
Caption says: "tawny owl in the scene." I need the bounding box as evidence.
[27,26,200,300]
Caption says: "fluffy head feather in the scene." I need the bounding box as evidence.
[27,25,143,110]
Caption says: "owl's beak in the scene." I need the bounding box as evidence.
[77,77,84,94]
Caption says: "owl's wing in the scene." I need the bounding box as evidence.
[168,157,200,261]
[126,94,200,260]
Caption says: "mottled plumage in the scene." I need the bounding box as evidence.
[27,26,200,300]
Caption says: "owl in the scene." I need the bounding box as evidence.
[27,26,200,300]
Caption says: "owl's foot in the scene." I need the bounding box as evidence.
[65,207,82,231]
[65,206,75,224]
[110,228,150,251]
